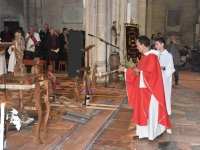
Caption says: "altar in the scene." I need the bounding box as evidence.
[0,42,12,52]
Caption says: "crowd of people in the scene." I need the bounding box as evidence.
[149,33,200,84]
[0,24,69,73]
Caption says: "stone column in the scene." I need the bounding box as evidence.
[83,0,91,69]
[116,0,120,50]
[35,0,42,31]
[106,0,112,62]
[23,0,28,32]
[27,0,36,28]
[91,0,97,66]
[119,0,127,62]
[138,0,146,35]
[96,0,107,73]
[85,0,90,48]
[146,0,152,37]
[131,0,139,24]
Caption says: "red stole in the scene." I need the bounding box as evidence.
[29,32,39,49]
[126,54,171,129]
[3,32,11,42]
[48,71,56,92]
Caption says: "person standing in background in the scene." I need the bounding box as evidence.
[150,34,156,49]
[39,23,50,67]
[25,26,41,72]
[166,35,180,85]
[58,28,68,62]
[0,26,14,59]
[48,27,60,71]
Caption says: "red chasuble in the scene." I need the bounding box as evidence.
[126,53,171,129]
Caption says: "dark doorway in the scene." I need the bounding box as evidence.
[4,21,19,33]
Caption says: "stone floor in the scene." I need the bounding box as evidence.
[88,69,200,150]
[1,67,200,150]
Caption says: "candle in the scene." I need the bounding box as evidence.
[0,103,4,150]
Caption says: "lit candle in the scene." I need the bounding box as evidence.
[0,103,4,150]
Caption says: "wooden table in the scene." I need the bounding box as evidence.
[0,73,50,144]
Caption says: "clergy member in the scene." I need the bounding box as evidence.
[119,36,171,140]
[155,37,175,115]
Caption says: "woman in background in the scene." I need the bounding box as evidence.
[48,27,60,71]
[150,34,156,49]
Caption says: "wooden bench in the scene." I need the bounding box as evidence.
[6,59,46,73]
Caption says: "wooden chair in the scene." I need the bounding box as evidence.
[78,45,95,78]
[58,61,67,72]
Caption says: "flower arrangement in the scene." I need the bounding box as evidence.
[118,58,138,78]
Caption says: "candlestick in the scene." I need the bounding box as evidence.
[0,103,4,150]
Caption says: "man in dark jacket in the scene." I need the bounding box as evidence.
[58,28,68,61]
[0,26,14,58]
[0,26,14,42]
[166,36,180,85]
[39,23,50,67]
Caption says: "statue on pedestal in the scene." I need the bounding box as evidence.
[31,57,40,74]
[13,31,27,76]
[111,20,120,53]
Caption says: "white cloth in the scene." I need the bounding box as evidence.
[0,50,7,75]
[8,45,16,72]
[25,32,41,52]
[136,50,172,140]
[159,49,175,115]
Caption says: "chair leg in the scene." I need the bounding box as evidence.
[65,64,67,72]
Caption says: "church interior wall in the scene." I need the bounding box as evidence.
[0,0,24,32]
[147,0,199,48]
[42,0,83,32]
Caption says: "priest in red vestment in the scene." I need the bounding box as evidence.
[119,36,171,140]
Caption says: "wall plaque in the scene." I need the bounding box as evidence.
[62,6,83,24]
[166,9,182,32]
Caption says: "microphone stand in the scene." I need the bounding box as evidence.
[88,34,119,87]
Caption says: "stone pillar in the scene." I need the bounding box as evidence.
[96,0,107,73]
[35,0,42,31]
[106,0,112,62]
[138,0,146,35]
[119,0,127,62]
[85,0,90,48]
[23,0,28,32]
[146,0,152,37]
[131,0,139,24]
[84,0,90,70]
[116,0,120,49]
[27,0,36,28]
[91,0,97,66]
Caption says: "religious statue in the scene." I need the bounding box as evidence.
[74,76,80,101]
[91,64,98,88]
[130,16,134,24]
[47,65,56,96]
[13,31,27,76]
[31,57,41,74]
[111,20,120,53]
